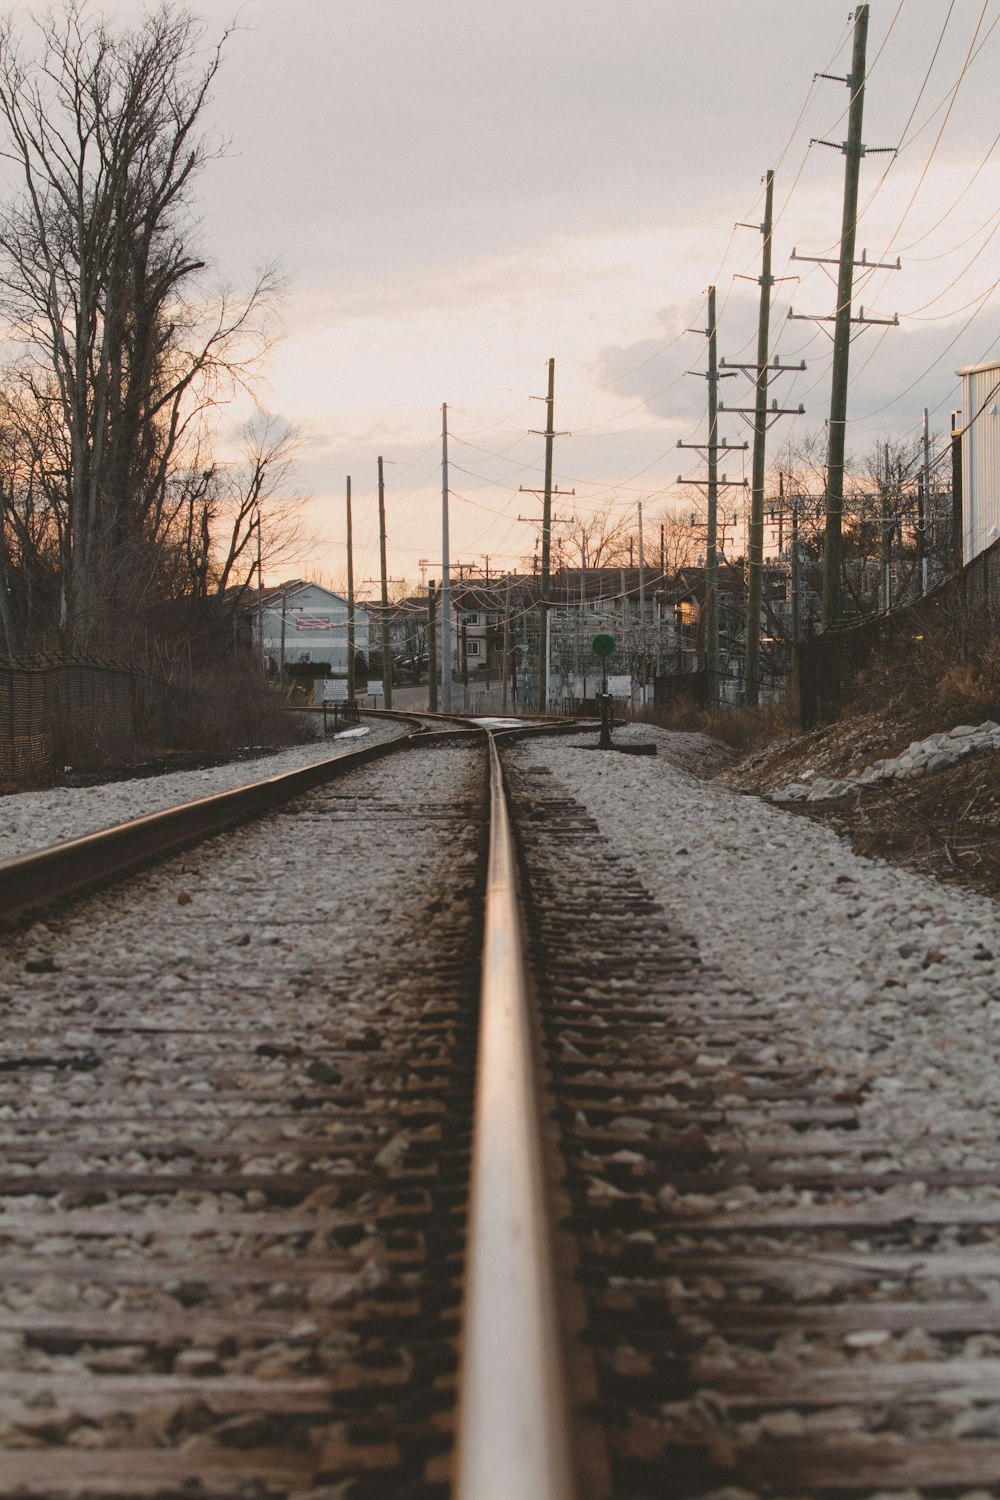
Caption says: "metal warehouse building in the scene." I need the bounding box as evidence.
[958,358,1000,565]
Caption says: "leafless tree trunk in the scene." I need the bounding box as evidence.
[0,2,278,649]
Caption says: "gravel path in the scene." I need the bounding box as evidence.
[0,715,410,861]
[512,722,1000,1172]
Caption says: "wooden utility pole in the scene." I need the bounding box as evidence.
[427,579,438,712]
[538,358,555,711]
[789,3,898,631]
[638,500,646,700]
[377,456,393,709]
[823,5,869,629]
[790,486,801,648]
[678,287,748,705]
[879,443,892,614]
[345,476,355,699]
[951,410,964,572]
[921,407,931,593]
[720,173,804,707]
[705,286,720,704]
[441,405,452,712]
[746,171,775,709]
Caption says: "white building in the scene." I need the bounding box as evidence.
[957,359,1000,564]
[256,581,370,677]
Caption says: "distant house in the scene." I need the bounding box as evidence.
[957,358,1000,565]
[247,580,370,678]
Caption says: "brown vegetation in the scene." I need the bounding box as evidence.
[697,595,1000,901]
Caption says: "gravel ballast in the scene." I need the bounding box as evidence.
[7,712,1000,1168]
[511,722,1000,1170]
[0,716,410,861]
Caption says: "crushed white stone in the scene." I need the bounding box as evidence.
[0,715,408,861]
[513,720,1000,1169]
[771,719,1000,802]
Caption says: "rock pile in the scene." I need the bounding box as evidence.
[770,719,1000,802]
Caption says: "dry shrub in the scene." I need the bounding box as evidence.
[638,693,800,754]
[160,664,312,758]
[845,596,1000,729]
[49,708,134,773]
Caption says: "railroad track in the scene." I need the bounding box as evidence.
[2,717,1000,1498]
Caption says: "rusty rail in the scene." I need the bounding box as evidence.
[455,730,577,1500]
[0,728,422,924]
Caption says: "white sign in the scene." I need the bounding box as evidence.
[367,680,384,698]
[323,680,349,703]
[607,675,633,699]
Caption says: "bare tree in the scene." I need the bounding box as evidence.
[0,2,279,648]
[202,411,308,605]
[650,504,701,578]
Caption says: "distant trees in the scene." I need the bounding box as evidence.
[0,2,296,658]
[769,431,955,622]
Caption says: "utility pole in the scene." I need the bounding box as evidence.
[345,476,355,699]
[880,443,893,614]
[825,6,869,629]
[377,456,393,709]
[951,410,964,572]
[537,359,556,711]
[790,488,801,648]
[638,501,647,703]
[720,172,805,707]
[441,404,452,712]
[678,287,749,704]
[747,171,775,709]
[789,3,898,629]
[500,575,510,714]
[255,502,263,676]
[921,407,931,593]
[706,286,720,703]
[824,6,869,630]
[427,579,438,712]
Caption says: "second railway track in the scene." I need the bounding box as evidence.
[2,715,1000,1498]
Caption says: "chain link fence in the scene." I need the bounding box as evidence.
[0,658,179,782]
[798,531,1000,728]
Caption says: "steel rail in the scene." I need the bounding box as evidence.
[455,731,577,1500]
[0,726,425,925]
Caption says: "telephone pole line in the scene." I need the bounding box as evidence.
[706,287,719,704]
[678,289,748,704]
[427,578,438,712]
[788,2,898,629]
[441,404,452,712]
[522,359,570,711]
[721,170,804,706]
[345,476,355,700]
[529,359,559,711]
[825,4,870,630]
[377,456,393,710]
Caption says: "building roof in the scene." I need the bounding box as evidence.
[956,359,1000,377]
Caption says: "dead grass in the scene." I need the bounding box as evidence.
[710,592,1000,903]
[638,695,801,756]
[779,751,1000,903]
[158,665,310,759]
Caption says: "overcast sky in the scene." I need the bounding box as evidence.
[13,0,1000,588]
